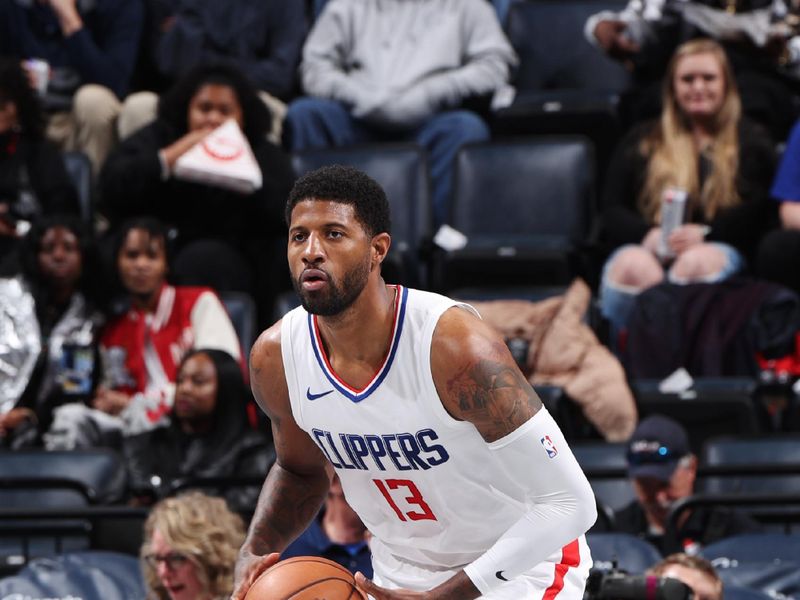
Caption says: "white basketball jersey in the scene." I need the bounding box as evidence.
[280,286,590,598]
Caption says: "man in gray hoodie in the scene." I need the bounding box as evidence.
[284,0,517,227]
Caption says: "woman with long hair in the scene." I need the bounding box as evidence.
[598,39,777,343]
[123,348,273,512]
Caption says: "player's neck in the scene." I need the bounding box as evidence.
[316,280,397,369]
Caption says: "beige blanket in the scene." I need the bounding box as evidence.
[467,279,637,442]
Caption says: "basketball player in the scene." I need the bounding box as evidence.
[232,166,597,600]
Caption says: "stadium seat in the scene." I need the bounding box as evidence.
[492,0,631,189]
[219,290,257,355]
[631,378,760,454]
[0,551,145,599]
[291,144,432,289]
[0,449,129,573]
[62,151,93,225]
[572,442,634,513]
[699,434,800,495]
[431,137,594,293]
[0,448,127,507]
[586,533,662,574]
[700,533,800,564]
[700,534,800,599]
[724,587,774,600]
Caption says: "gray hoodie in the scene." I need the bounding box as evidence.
[301,0,518,128]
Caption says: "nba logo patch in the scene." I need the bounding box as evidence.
[540,435,558,458]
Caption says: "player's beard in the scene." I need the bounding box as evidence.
[293,255,371,317]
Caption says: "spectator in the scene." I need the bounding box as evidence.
[284,0,517,227]
[118,0,307,144]
[585,0,800,140]
[282,474,372,577]
[141,491,246,600]
[0,215,103,449]
[95,217,241,433]
[756,117,800,294]
[0,0,144,173]
[648,553,723,600]
[614,415,761,555]
[597,39,777,343]
[45,217,241,450]
[100,64,295,322]
[0,59,79,263]
[124,348,273,512]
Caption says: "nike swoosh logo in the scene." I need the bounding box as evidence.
[306,387,334,401]
[495,571,508,582]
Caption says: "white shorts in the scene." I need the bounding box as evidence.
[370,536,591,599]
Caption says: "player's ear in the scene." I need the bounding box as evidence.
[371,232,391,268]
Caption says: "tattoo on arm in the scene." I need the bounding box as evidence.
[446,344,542,442]
[245,461,328,555]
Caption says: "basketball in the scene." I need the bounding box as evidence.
[244,556,365,600]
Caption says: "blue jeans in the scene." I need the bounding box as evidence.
[284,97,490,227]
[599,242,745,351]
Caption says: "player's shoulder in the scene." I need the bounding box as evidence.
[250,318,284,373]
[432,302,504,361]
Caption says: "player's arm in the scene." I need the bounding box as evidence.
[357,307,597,600]
[232,322,332,600]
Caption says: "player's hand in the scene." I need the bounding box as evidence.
[355,572,427,599]
[668,224,705,255]
[231,551,280,600]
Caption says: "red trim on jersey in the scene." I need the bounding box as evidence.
[542,539,581,600]
[311,285,402,393]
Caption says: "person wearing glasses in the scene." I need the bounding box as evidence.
[141,491,246,600]
[615,414,760,555]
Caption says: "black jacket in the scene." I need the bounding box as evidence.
[614,498,762,555]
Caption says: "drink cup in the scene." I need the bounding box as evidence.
[25,58,49,96]
[658,186,687,259]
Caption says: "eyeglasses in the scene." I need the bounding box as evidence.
[144,552,190,570]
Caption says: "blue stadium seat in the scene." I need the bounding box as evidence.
[725,586,775,600]
[700,533,800,598]
[291,144,432,289]
[587,533,662,574]
[700,533,800,563]
[432,137,594,293]
[0,551,145,599]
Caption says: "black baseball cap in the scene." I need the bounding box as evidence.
[626,415,691,482]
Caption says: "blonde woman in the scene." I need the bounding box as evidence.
[598,38,777,343]
[141,492,246,600]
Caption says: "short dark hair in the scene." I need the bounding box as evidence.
[157,63,271,145]
[285,165,391,237]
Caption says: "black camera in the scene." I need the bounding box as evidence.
[585,569,693,600]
